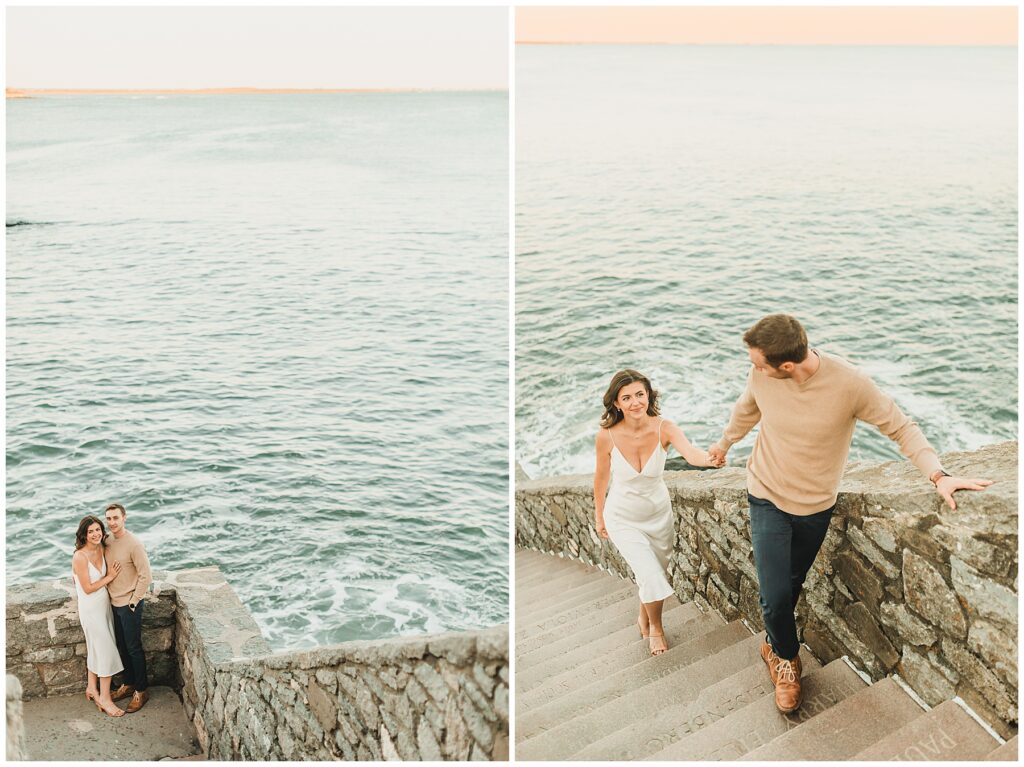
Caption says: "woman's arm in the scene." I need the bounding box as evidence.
[593,430,612,539]
[663,420,716,467]
[71,552,117,594]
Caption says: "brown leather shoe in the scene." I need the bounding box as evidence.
[760,638,780,685]
[125,690,149,714]
[774,655,803,713]
[110,684,135,702]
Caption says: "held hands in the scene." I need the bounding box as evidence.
[706,446,727,468]
[935,476,994,510]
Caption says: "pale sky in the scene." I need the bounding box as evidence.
[517,7,1018,45]
[7,7,509,90]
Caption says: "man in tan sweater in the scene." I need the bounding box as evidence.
[707,314,991,714]
[103,503,152,713]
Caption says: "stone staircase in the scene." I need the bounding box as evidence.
[515,548,1017,762]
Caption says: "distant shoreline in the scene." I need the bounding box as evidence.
[6,87,506,99]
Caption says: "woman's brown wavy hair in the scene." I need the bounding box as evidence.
[75,515,107,551]
[600,369,660,429]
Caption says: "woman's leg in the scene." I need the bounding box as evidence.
[637,601,650,637]
[97,676,124,716]
[644,598,667,654]
[98,675,112,704]
[86,670,99,700]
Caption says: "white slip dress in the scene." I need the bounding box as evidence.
[73,556,124,677]
[604,419,676,603]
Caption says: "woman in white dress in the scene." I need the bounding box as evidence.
[72,515,124,717]
[594,370,723,655]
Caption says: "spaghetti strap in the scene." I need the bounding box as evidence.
[606,427,619,454]
[657,418,664,445]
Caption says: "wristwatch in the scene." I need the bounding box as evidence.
[129,602,137,612]
[929,470,951,486]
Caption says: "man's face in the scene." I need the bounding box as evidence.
[105,508,125,534]
[748,347,793,380]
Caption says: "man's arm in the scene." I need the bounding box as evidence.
[854,373,992,509]
[130,542,152,607]
[710,368,761,461]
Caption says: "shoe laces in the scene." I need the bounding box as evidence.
[776,659,797,684]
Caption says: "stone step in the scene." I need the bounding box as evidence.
[516,561,606,602]
[516,557,615,603]
[986,735,1018,760]
[517,578,636,635]
[644,658,867,761]
[521,632,769,760]
[515,549,586,578]
[852,699,1001,761]
[739,677,926,760]
[517,599,694,663]
[517,611,733,716]
[516,619,746,738]
[519,571,630,620]
[578,640,826,762]
[516,550,582,581]
[516,591,667,657]
[516,599,699,693]
[515,583,637,642]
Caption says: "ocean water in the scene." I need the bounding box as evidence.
[517,45,1017,478]
[7,93,509,649]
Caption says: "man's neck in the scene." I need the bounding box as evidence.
[789,350,821,385]
[113,528,128,539]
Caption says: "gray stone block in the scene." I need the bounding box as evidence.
[903,549,967,639]
[967,620,1017,688]
[950,556,1017,628]
[879,601,938,647]
[900,645,956,706]
[834,551,885,612]
[941,638,1017,722]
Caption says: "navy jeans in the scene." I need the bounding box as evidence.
[748,494,834,661]
[112,600,148,692]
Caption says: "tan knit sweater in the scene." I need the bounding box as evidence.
[104,531,152,607]
[715,351,942,515]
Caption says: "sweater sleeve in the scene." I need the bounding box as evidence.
[715,368,761,452]
[130,541,152,605]
[854,373,942,478]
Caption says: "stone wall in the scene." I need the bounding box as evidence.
[7,566,510,760]
[200,628,509,760]
[6,675,28,760]
[6,573,179,699]
[516,441,1018,737]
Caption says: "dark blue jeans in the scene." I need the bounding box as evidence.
[748,494,834,661]
[112,600,147,692]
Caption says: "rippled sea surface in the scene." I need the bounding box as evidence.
[517,46,1017,478]
[8,93,508,649]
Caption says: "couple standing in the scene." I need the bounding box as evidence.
[71,503,152,717]
[594,314,991,712]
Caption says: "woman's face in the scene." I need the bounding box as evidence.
[86,522,103,546]
[615,381,648,418]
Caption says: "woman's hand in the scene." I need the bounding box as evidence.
[106,560,122,583]
[596,517,609,539]
[705,446,727,468]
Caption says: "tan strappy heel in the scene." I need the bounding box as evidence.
[648,633,668,656]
